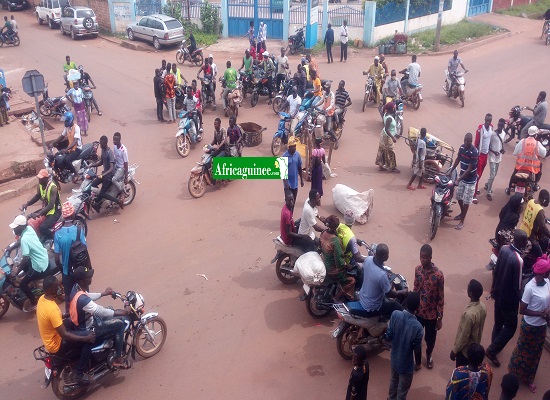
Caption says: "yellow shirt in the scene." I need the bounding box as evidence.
[37,295,63,353]
[313,77,322,97]
[520,199,544,238]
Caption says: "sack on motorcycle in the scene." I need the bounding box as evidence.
[332,184,374,225]
[295,251,326,285]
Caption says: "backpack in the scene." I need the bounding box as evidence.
[69,226,90,273]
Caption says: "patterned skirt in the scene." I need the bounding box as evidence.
[508,318,547,383]
[375,133,396,170]
[73,101,88,133]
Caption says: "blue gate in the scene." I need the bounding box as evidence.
[135,0,162,17]
[228,0,283,39]
[467,0,490,16]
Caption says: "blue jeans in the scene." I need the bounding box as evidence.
[94,317,126,358]
[388,367,413,400]
[347,297,403,318]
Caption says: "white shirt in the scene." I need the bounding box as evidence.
[522,278,550,326]
[10,19,17,32]
[61,125,82,150]
[113,144,129,169]
[416,138,426,162]
[276,55,288,75]
[407,62,421,85]
[68,87,84,104]
[210,62,218,78]
[262,23,267,40]
[287,94,301,117]
[478,125,493,155]
[298,199,318,240]
[340,25,348,44]
[488,129,505,163]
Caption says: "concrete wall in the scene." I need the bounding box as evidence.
[492,0,531,11]
[70,0,112,31]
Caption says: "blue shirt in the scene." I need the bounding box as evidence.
[386,310,423,375]
[54,224,87,276]
[358,256,391,311]
[282,150,302,190]
[457,144,479,184]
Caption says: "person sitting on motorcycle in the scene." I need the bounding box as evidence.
[520,91,548,138]
[508,126,546,192]
[260,51,275,103]
[379,54,389,78]
[1,15,14,42]
[321,215,356,301]
[400,54,421,96]
[183,85,201,135]
[310,69,323,108]
[520,189,550,255]
[23,169,61,241]
[208,54,218,93]
[210,118,227,157]
[112,132,129,194]
[363,56,385,105]
[63,55,78,88]
[69,266,129,369]
[239,48,254,76]
[8,215,49,312]
[277,190,319,256]
[50,112,82,183]
[196,59,215,109]
[494,193,524,248]
[346,243,408,319]
[297,189,325,252]
[447,50,468,96]
[89,135,124,212]
[226,116,243,157]
[187,30,197,56]
[294,64,307,98]
[191,79,204,129]
[382,70,403,105]
[334,80,352,128]
[337,210,366,266]
[222,60,238,115]
[320,82,337,144]
[37,275,96,385]
[78,65,102,116]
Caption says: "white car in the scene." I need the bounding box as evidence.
[60,6,99,39]
[36,0,70,28]
[126,14,184,50]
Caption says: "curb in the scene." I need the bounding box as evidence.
[0,177,37,203]
[99,34,150,52]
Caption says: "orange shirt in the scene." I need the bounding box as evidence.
[36,295,63,353]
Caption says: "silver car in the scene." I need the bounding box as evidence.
[60,6,99,39]
[126,14,184,50]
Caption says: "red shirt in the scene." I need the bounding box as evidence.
[280,204,294,245]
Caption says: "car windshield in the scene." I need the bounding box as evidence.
[165,20,182,30]
[77,10,94,18]
[54,0,70,7]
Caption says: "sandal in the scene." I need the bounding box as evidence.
[453,215,463,221]
[528,383,537,393]
[417,185,427,189]
[389,168,400,173]
[378,166,388,172]
[407,185,416,191]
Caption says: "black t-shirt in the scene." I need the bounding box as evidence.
[79,72,92,86]
[345,364,369,400]
[100,147,115,178]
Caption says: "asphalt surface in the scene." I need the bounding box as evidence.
[0,10,549,400]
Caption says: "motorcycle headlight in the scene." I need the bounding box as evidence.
[433,192,444,202]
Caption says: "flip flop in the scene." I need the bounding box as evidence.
[453,215,463,221]
[407,185,416,190]
[417,185,427,189]
[455,222,464,230]
[528,383,537,393]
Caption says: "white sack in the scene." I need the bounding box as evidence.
[295,252,326,286]
[332,184,374,225]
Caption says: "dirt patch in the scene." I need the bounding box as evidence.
[0,160,39,185]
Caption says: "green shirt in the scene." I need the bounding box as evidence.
[4,20,12,32]
[224,68,238,90]
[243,56,252,72]
[63,61,77,74]
[20,226,49,273]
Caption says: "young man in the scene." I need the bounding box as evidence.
[244,20,254,47]
[260,51,275,102]
[226,116,243,157]
[50,111,83,182]
[485,118,506,201]
[446,343,493,400]
[474,113,493,202]
[184,86,200,134]
[171,63,185,87]
[365,56,385,105]
[447,50,468,95]
[345,345,369,400]
[89,135,124,211]
[520,91,547,138]
[402,54,421,93]
[449,132,479,230]
[340,20,348,62]
[78,65,102,116]
[407,128,427,190]
[239,48,253,75]
[520,189,550,256]
[321,82,337,144]
[323,23,334,63]
[297,189,325,252]
[413,244,444,370]
[222,60,238,115]
[334,80,352,128]
[23,169,61,239]
[510,125,546,191]
[382,69,403,103]
[63,55,77,75]
[282,136,304,201]
[294,64,307,98]
[384,292,424,400]
[112,132,129,193]
[450,279,486,367]
[275,47,289,91]
[208,54,218,93]
[164,63,176,124]
[153,68,164,122]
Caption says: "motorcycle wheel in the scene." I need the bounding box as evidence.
[134,316,167,358]
[193,53,204,67]
[362,90,370,112]
[337,325,358,360]
[39,104,52,117]
[175,51,184,65]
[275,254,299,284]
[51,368,88,400]
[459,91,465,108]
[122,181,136,206]
[85,103,91,122]
[272,97,283,114]
[188,174,206,198]
[413,94,421,110]
[242,83,248,98]
[271,136,283,156]
[429,204,442,240]
[251,92,259,108]
[13,36,20,46]
[0,295,10,319]
[73,216,88,237]
[305,291,331,319]
[176,135,191,158]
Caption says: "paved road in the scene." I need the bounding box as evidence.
[0,10,549,399]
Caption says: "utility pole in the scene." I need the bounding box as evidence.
[433,0,445,52]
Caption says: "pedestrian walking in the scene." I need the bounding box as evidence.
[282,136,304,201]
[66,80,88,136]
[164,63,177,124]
[508,255,550,394]
[445,343,493,400]
[485,118,505,201]
[310,138,325,197]
[0,85,9,126]
[498,373,519,400]
[375,101,400,173]
[486,229,528,368]
[340,20,348,62]
[473,113,493,203]
[384,292,423,400]
[345,345,369,400]
[450,279,486,368]
[413,244,444,370]
[257,21,266,53]
[323,23,334,63]
[153,68,164,122]
[407,127,427,190]
[244,20,255,47]
[449,132,479,230]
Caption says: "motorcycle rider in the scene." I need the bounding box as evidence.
[294,64,307,98]
[63,55,78,88]
[50,111,83,182]
[334,80,352,128]
[37,275,96,385]
[23,169,61,240]
[346,243,408,318]
[222,60,238,116]
[320,82,337,144]
[226,116,243,157]
[239,48,254,76]
[279,190,315,253]
[508,126,546,192]
[187,30,197,56]
[112,132,129,193]
[183,85,201,135]
[297,189,326,252]
[208,54,218,94]
[77,65,102,116]
[196,58,215,109]
[520,91,547,138]
[89,135,124,212]
[520,189,550,255]
[260,51,275,104]
[400,54,421,98]
[275,47,289,91]
[69,266,130,369]
[382,69,403,105]
[1,15,14,42]
[337,210,366,265]
[363,56,385,104]
[210,118,227,157]
[281,86,301,134]
[447,50,468,96]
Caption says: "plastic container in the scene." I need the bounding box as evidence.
[240,122,264,147]
[395,42,407,54]
[378,44,385,55]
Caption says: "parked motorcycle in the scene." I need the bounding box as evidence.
[175,110,200,158]
[504,105,550,144]
[220,77,242,117]
[0,31,20,47]
[271,230,306,284]
[40,84,71,118]
[250,69,274,107]
[286,26,305,55]
[175,39,204,66]
[44,141,100,185]
[399,71,423,110]
[34,290,166,400]
[82,85,96,122]
[443,70,466,108]
[271,77,296,114]
[429,173,455,240]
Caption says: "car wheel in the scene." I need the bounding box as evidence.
[153,37,160,50]
[127,29,134,41]
[37,13,43,25]
[83,17,93,31]
[47,16,54,29]
[71,28,76,40]
[60,23,65,35]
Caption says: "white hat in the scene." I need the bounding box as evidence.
[209,54,213,58]
[263,51,269,56]
[9,215,27,229]
[528,126,539,136]
[374,56,380,61]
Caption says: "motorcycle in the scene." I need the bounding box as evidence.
[286,26,305,55]
[428,173,455,240]
[0,31,20,47]
[271,112,293,156]
[175,39,204,66]
[239,70,254,99]
[44,141,100,185]
[250,69,275,107]
[82,85,95,122]
[175,110,200,158]
[40,84,71,118]
[444,70,466,108]
[271,77,296,114]
[361,75,376,112]
[220,77,242,118]
[400,71,423,110]
[199,75,216,111]
[174,85,187,110]
[34,290,167,400]
[271,228,306,284]
[504,105,550,144]
[505,169,536,200]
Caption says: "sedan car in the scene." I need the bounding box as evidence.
[60,6,99,40]
[126,14,184,50]
[1,0,29,11]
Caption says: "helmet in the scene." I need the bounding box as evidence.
[511,105,521,115]
[528,126,539,136]
[63,111,74,127]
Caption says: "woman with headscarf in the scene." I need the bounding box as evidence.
[320,215,355,301]
[66,80,88,136]
[375,101,399,173]
[494,193,524,247]
[311,138,326,197]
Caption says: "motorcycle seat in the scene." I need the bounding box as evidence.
[273,236,304,258]
[78,143,95,159]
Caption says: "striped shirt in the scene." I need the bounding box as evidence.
[335,89,350,108]
[458,144,479,184]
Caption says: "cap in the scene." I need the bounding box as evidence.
[374,56,380,61]
[344,210,354,225]
[9,215,27,229]
[36,169,49,179]
[528,126,539,136]
[323,81,331,88]
[288,136,297,146]
[209,53,213,58]
[263,51,269,57]
[533,255,550,275]
[72,266,94,281]
[61,201,75,219]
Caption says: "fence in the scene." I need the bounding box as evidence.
[375,0,453,26]
[290,4,363,26]
[180,3,221,20]
[135,0,162,16]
